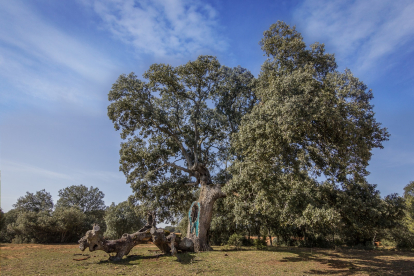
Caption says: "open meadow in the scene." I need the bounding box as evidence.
[1,243,414,275]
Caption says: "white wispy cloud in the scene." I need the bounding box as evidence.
[0,1,117,106]
[81,0,227,58]
[3,161,73,181]
[294,0,414,74]
[2,160,124,183]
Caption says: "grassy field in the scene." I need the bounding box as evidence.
[1,243,414,275]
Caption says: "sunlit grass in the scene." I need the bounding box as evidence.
[1,243,413,275]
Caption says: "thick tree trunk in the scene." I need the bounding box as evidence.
[186,163,226,252]
[187,184,225,252]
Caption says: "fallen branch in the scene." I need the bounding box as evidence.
[78,212,194,261]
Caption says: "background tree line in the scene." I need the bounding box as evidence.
[0,181,414,249]
[207,180,414,250]
[1,181,413,249]
[0,185,146,243]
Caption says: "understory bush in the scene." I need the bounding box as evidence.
[227,233,243,249]
[253,238,267,250]
[389,228,414,250]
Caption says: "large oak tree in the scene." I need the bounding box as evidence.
[225,21,390,239]
[108,56,255,250]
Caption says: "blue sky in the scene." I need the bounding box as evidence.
[1,0,413,214]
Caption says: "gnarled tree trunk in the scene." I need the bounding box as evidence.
[187,163,225,252]
[78,213,194,261]
[187,163,226,251]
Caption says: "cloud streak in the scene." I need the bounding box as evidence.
[81,0,227,58]
[0,1,117,107]
[2,160,125,183]
[3,161,73,181]
[294,0,414,75]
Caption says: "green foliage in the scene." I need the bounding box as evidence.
[56,184,106,213]
[56,184,107,232]
[227,233,243,249]
[177,216,188,238]
[0,209,19,242]
[337,181,405,246]
[223,21,392,249]
[13,189,53,213]
[107,55,255,222]
[3,187,108,243]
[104,201,145,239]
[3,22,405,249]
[253,238,267,250]
[389,227,414,250]
[209,197,238,246]
[0,208,4,231]
[8,207,88,244]
[53,207,87,243]
[10,211,57,243]
[403,181,414,231]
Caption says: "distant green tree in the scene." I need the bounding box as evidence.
[403,181,414,223]
[6,206,88,244]
[13,189,53,213]
[0,208,5,241]
[56,184,105,213]
[56,184,107,231]
[177,216,189,238]
[0,209,19,242]
[10,211,57,243]
[387,181,414,249]
[54,207,86,243]
[0,208,4,231]
[104,201,145,239]
[337,181,405,246]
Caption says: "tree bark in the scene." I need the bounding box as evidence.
[187,163,226,252]
[187,184,225,251]
[78,213,194,261]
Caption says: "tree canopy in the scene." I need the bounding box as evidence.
[108,56,256,222]
[104,201,145,239]
[221,22,391,246]
[56,184,106,213]
[13,189,53,213]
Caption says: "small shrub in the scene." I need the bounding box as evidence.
[390,229,414,250]
[253,238,267,250]
[228,233,243,250]
[381,239,396,247]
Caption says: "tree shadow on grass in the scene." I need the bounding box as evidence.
[91,251,202,265]
[270,247,414,275]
